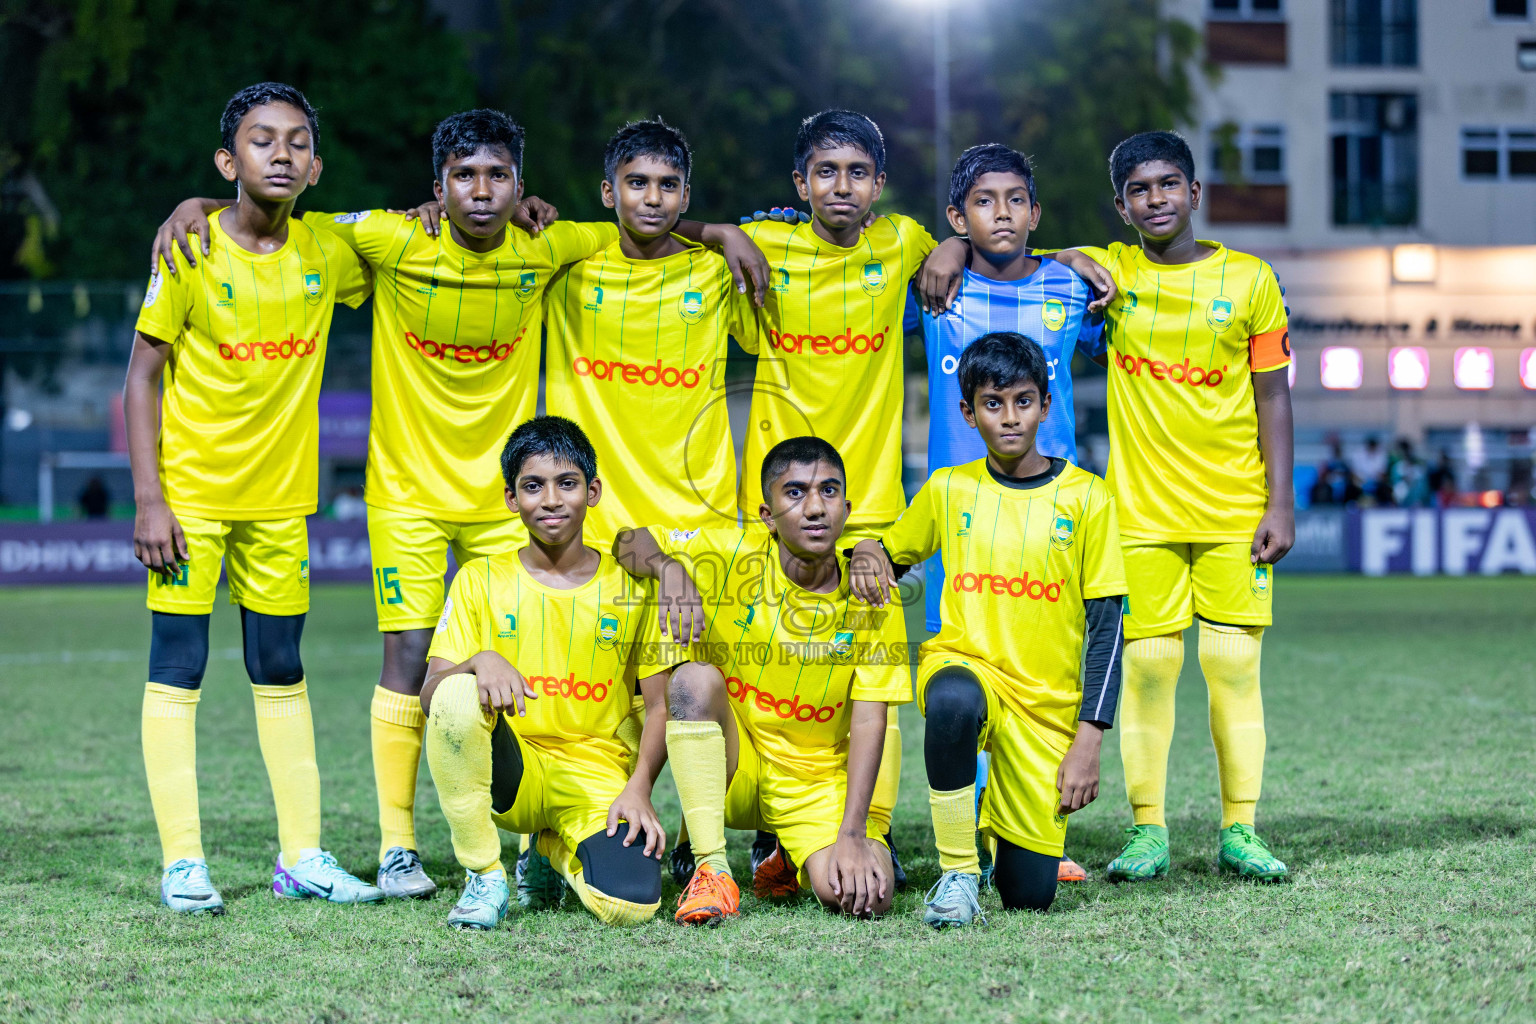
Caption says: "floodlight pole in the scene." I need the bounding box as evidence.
[933,3,951,234]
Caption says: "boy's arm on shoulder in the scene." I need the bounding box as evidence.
[151,197,224,275]
[543,219,620,267]
[877,479,941,566]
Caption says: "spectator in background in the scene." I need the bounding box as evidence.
[1350,435,1388,504]
[1426,450,1457,508]
[331,485,367,521]
[1388,438,1428,508]
[78,477,110,519]
[1311,439,1361,506]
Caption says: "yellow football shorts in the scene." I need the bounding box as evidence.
[1121,540,1274,641]
[723,718,887,889]
[917,653,1075,858]
[146,514,309,616]
[490,731,628,880]
[617,692,647,775]
[367,505,527,631]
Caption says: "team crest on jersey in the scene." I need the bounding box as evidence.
[1051,514,1076,550]
[771,267,790,294]
[678,290,705,324]
[596,613,621,650]
[143,272,164,308]
[1042,298,1067,331]
[829,630,856,663]
[860,260,887,296]
[299,559,310,585]
[1250,564,1271,599]
[333,210,371,224]
[303,270,323,305]
[1207,296,1235,332]
[516,271,537,298]
[498,613,517,639]
[1054,809,1067,829]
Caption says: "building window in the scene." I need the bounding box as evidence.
[1331,92,1418,226]
[1462,127,1536,178]
[1492,0,1530,20]
[1207,124,1288,223]
[1210,0,1284,18]
[1331,0,1418,67]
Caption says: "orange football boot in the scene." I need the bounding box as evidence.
[674,863,741,926]
[752,843,800,899]
[1057,855,1089,883]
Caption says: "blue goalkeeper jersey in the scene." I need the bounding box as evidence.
[905,258,1105,632]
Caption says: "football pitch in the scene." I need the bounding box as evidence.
[1,577,1531,1023]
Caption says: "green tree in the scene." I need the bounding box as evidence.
[0,0,477,280]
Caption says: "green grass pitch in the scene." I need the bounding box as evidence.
[1,577,1532,1022]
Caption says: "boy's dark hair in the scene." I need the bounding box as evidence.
[949,143,1036,211]
[760,436,846,501]
[794,109,886,177]
[432,109,526,179]
[500,416,597,488]
[603,118,692,184]
[957,332,1051,406]
[220,83,319,153]
[1109,130,1196,196]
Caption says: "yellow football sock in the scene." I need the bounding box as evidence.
[142,683,203,866]
[666,720,729,877]
[566,870,661,927]
[1120,633,1184,828]
[250,681,322,866]
[371,685,425,859]
[929,785,980,875]
[423,674,503,873]
[868,704,901,836]
[1199,622,1267,828]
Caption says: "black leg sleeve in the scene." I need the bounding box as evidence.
[148,612,211,689]
[238,608,306,687]
[923,666,989,791]
[993,839,1059,912]
[489,715,525,815]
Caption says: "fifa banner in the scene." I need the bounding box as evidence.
[0,519,373,585]
[3,509,1533,582]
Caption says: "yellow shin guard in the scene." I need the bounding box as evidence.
[1199,622,1267,827]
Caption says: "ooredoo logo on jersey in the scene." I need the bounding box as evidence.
[1113,351,1228,388]
[767,326,889,356]
[405,330,521,364]
[218,331,319,362]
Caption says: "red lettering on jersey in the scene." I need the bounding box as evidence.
[217,332,319,362]
[1112,351,1227,388]
[404,330,521,364]
[525,672,612,703]
[724,676,843,723]
[950,570,1064,603]
[572,357,706,389]
[767,327,888,356]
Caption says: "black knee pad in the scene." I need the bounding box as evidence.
[239,608,305,686]
[489,715,525,815]
[994,840,1058,912]
[923,666,988,791]
[148,612,211,689]
[576,828,663,905]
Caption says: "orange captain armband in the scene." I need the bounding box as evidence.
[1249,327,1291,372]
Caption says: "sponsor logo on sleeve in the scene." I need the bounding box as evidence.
[333,211,371,224]
[143,272,164,308]
[437,596,453,632]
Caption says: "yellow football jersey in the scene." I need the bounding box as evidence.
[881,459,1126,733]
[135,210,371,520]
[428,550,666,772]
[1077,241,1290,542]
[544,238,763,544]
[309,211,618,520]
[738,215,936,528]
[648,526,912,781]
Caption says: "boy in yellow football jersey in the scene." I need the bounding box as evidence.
[851,333,1126,927]
[125,83,383,913]
[545,118,762,546]
[419,416,678,929]
[614,437,912,924]
[152,111,767,899]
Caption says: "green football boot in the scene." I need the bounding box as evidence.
[1217,823,1288,881]
[1105,824,1171,882]
[515,839,565,910]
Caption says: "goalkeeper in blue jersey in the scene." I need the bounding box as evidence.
[904,143,1110,885]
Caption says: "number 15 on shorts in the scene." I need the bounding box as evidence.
[375,566,403,606]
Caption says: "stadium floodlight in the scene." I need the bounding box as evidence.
[1388,346,1430,390]
[1520,348,1536,390]
[1453,346,1495,390]
[1392,244,1437,284]
[1319,346,1363,390]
